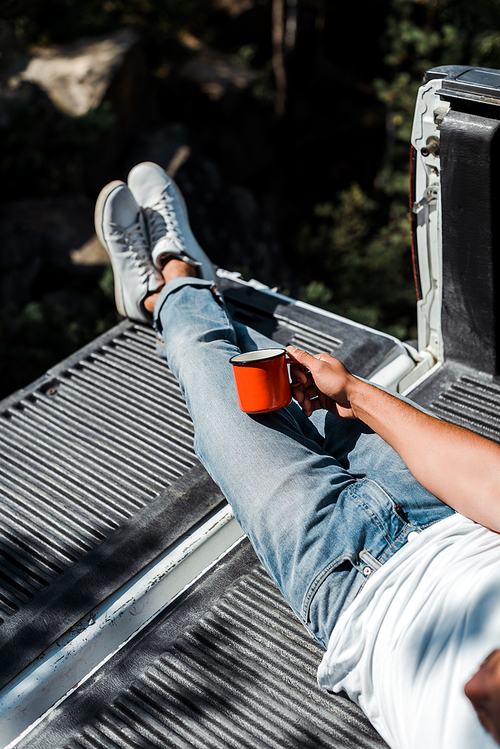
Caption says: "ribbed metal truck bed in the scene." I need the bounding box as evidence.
[2,272,500,749]
[0,277,411,749]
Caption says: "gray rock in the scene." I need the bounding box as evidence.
[0,30,148,198]
[213,0,256,18]
[70,236,110,267]
[15,30,143,118]
[179,48,259,102]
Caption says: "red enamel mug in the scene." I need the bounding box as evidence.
[230,348,292,414]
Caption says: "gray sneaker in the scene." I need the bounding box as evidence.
[95,180,163,323]
[127,161,216,282]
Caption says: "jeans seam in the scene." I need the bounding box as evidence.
[301,552,356,621]
[418,517,450,530]
[378,526,412,562]
[300,478,450,625]
[346,478,396,544]
[218,297,235,331]
[301,477,399,621]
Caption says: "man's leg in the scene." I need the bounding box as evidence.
[152,273,366,646]
[310,411,455,532]
[99,164,453,649]
[151,265,456,652]
[94,175,359,645]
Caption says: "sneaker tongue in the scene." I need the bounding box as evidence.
[115,186,141,230]
[152,235,184,256]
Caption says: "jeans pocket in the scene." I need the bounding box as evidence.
[302,478,409,645]
[304,556,364,647]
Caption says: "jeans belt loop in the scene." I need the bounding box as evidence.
[359,549,383,574]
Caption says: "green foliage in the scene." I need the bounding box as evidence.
[0,0,214,201]
[299,184,415,340]
[228,44,257,69]
[375,0,500,177]
[0,95,116,199]
[299,0,500,341]
[3,0,500,400]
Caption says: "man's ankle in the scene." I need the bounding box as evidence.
[143,259,198,315]
[161,258,198,284]
[143,292,161,314]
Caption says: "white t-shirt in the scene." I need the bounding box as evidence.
[317,513,500,749]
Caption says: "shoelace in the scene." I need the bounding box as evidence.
[110,221,153,278]
[145,187,186,253]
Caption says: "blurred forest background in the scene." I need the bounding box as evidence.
[1,0,500,399]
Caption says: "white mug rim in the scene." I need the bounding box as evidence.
[229,348,286,366]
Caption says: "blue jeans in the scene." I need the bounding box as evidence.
[155,278,455,647]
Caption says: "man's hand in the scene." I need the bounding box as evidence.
[286,346,356,419]
[288,345,500,533]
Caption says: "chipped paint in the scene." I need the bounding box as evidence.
[0,505,244,749]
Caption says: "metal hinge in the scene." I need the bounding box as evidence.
[412,183,439,213]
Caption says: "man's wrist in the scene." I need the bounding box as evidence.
[347,377,380,423]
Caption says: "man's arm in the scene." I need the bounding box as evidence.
[287,345,500,533]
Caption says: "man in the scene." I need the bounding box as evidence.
[95,161,500,748]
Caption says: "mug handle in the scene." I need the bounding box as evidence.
[286,352,307,386]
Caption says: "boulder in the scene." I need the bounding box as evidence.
[214,0,256,18]
[1,30,148,199]
[70,236,109,267]
[17,30,144,118]
[178,48,259,102]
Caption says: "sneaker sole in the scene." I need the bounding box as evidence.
[94,180,128,318]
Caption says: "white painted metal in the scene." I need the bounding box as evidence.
[0,506,244,749]
[411,77,450,364]
[368,346,419,391]
[399,353,441,396]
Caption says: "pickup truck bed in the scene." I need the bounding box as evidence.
[2,272,500,749]
[0,274,410,749]
[4,62,500,749]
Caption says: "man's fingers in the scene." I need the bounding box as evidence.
[287,345,338,372]
[287,345,354,419]
[305,385,319,401]
[290,382,304,402]
[289,362,308,386]
[286,345,318,368]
